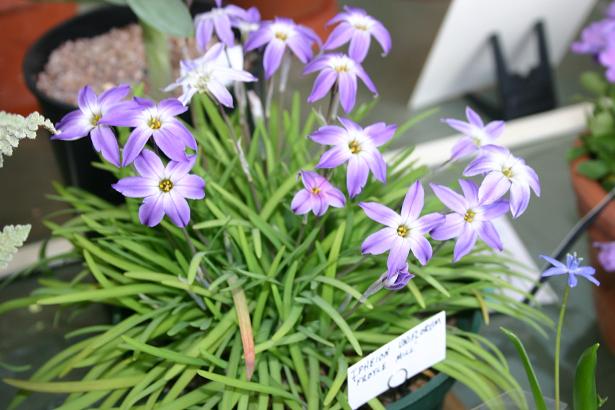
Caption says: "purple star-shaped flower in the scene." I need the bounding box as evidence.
[291,171,346,216]
[112,150,205,228]
[194,0,248,50]
[540,253,599,288]
[103,97,196,166]
[443,107,505,161]
[310,117,395,197]
[430,180,509,262]
[165,43,256,107]
[245,17,320,79]
[571,19,615,55]
[304,53,377,113]
[383,263,414,291]
[53,84,130,167]
[464,145,540,218]
[360,181,444,269]
[323,6,391,62]
[595,242,615,272]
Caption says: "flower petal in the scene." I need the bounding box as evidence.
[484,120,505,139]
[349,30,371,62]
[317,146,350,169]
[291,189,313,215]
[478,173,511,204]
[135,149,165,179]
[163,192,191,227]
[78,85,98,113]
[481,200,509,220]
[54,110,91,140]
[464,154,497,176]
[409,235,432,265]
[459,179,479,205]
[430,213,464,240]
[153,128,189,162]
[309,125,346,145]
[90,126,120,167]
[364,151,387,183]
[453,224,478,262]
[361,227,396,255]
[207,79,234,108]
[175,174,206,199]
[99,84,131,111]
[359,201,400,227]
[214,13,235,46]
[338,72,358,113]
[138,194,165,227]
[540,255,567,270]
[347,155,369,197]
[466,106,483,127]
[112,176,157,198]
[244,26,271,51]
[365,122,396,146]
[430,183,467,214]
[122,127,152,166]
[263,40,286,79]
[159,98,188,117]
[323,23,353,50]
[287,35,313,63]
[307,69,337,103]
[415,212,445,233]
[443,119,473,135]
[476,221,503,251]
[355,64,378,95]
[400,181,424,221]
[450,137,477,161]
[371,21,391,56]
[196,18,214,51]
[541,266,567,277]
[509,181,531,218]
[387,238,411,271]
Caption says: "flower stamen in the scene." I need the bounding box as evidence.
[502,167,513,179]
[396,224,409,237]
[274,31,288,41]
[90,113,102,126]
[464,209,476,223]
[159,179,173,193]
[348,140,361,154]
[148,117,162,130]
[311,187,321,195]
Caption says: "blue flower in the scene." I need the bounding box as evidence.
[540,253,599,288]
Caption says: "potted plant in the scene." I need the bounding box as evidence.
[569,3,615,354]
[2,4,550,408]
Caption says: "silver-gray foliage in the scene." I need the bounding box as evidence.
[0,111,56,168]
[0,225,31,270]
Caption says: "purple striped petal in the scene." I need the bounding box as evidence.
[174,174,205,200]
[54,110,90,141]
[263,40,286,79]
[364,151,387,183]
[453,224,478,262]
[122,127,152,166]
[526,166,541,196]
[430,183,467,214]
[134,149,165,179]
[459,179,479,204]
[365,122,396,146]
[476,220,503,251]
[112,176,157,198]
[159,98,188,117]
[509,182,531,218]
[196,19,214,51]
[244,26,271,51]
[443,119,473,135]
[167,157,195,180]
[287,35,313,63]
[349,30,371,62]
[309,125,346,145]
[361,227,396,254]
[431,213,464,240]
[359,201,400,227]
[303,55,330,74]
[338,72,358,113]
[138,194,165,227]
[539,255,566,270]
[326,187,346,208]
[387,238,411,271]
[78,85,98,113]
[416,212,445,233]
[450,137,477,161]
[323,22,353,50]
[478,173,511,204]
[214,13,235,46]
[568,274,578,288]
[208,79,234,108]
[481,200,509,220]
[317,146,350,169]
[99,84,131,111]
[347,155,369,197]
[90,126,120,167]
[408,235,431,265]
[153,128,188,162]
[307,69,337,103]
[484,120,505,138]
[355,64,377,95]
[338,117,361,132]
[164,193,191,227]
[400,181,424,221]
[165,121,197,151]
[371,21,391,56]
[291,189,313,215]
[465,107,483,127]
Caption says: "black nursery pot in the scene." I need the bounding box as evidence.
[23,6,138,204]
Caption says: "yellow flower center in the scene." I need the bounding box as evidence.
[311,187,321,195]
[353,23,369,31]
[464,209,476,223]
[148,117,162,130]
[502,167,513,179]
[334,64,350,73]
[159,179,173,193]
[396,225,409,237]
[348,140,361,154]
[274,31,288,41]
[90,113,101,126]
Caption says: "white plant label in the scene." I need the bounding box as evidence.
[347,311,446,409]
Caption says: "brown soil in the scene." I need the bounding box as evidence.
[36,24,197,105]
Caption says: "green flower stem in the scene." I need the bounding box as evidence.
[217,104,262,210]
[140,20,172,100]
[555,285,570,410]
[325,86,339,124]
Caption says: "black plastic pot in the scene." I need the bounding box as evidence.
[388,311,482,410]
[23,6,137,203]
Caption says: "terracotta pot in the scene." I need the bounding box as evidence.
[0,1,76,115]
[570,142,615,353]
[230,0,338,40]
